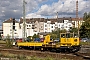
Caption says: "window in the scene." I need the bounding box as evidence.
[51,26,53,28]
[69,24,71,26]
[27,25,28,27]
[41,26,43,28]
[15,29,17,31]
[29,25,31,27]
[62,25,64,27]
[55,24,57,26]
[14,33,17,34]
[10,29,12,31]
[45,28,47,30]
[45,25,47,27]
[61,27,64,29]
[66,26,67,28]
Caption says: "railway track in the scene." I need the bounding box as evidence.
[0,48,90,60]
[73,52,90,60]
[0,44,90,60]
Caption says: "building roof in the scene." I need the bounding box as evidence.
[3,18,19,23]
[20,18,45,24]
[71,18,83,21]
[3,17,83,24]
[19,17,82,24]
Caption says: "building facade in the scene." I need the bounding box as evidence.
[2,17,83,39]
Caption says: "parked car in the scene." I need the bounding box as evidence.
[81,38,88,42]
[86,38,90,42]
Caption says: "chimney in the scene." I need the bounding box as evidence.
[10,18,12,20]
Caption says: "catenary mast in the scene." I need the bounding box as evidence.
[23,0,26,41]
[76,0,79,37]
[76,0,78,18]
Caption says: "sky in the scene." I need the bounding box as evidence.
[0,0,90,26]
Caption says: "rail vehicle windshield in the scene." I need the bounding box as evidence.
[61,34,65,38]
[61,33,79,38]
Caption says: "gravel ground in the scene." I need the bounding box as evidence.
[0,44,90,60]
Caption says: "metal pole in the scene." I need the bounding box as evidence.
[11,18,14,42]
[23,0,26,41]
[12,26,14,42]
[78,21,79,37]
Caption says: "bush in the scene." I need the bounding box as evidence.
[5,34,13,48]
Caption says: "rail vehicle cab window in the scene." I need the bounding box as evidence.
[71,34,73,38]
[74,34,78,38]
[66,33,70,38]
[61,33,78,38]
[61,34,65,38]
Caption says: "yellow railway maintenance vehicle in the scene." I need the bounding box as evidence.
[41,33,81,52]
[17,33,81,52]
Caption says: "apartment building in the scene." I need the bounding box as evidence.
[3,18,20,38]
[2,17,83,39]
[72,18,83,28]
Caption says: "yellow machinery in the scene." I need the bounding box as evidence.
[17,34,51,49]
[41,33,81,52]
[60,33,79,46]
[17,33,81,52]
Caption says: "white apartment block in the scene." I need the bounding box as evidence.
[3,18,20,38]
[2,17,83,39]
[72,18,83,28]
[44,21,55,32]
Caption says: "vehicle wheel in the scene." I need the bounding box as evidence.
[18,46,22,49]
[41,47,44,52]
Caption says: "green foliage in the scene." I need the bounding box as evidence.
[33,34,39,38]
[45,56,54,60]
[0,52,72,60]
[50,34,57,40]
[50,28,67,40]
[32,34,39,39]
[27,36,33,41]
[50,28,60,39]
[83,12,88,21]
[17,55,26,60]
[30,56,37,60]
[60,29,67,33]
[32,34,39,41]
[80,42,90,45]
[80,12,90,38]
[5,34,13,48]
[0,40,6,44]
[69,27,78,33]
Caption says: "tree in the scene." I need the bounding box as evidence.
[50,28,60,39]
[80,12,90,38]
[50,34,57,40]
[50,28,67,40]
[69,27,78,33]
[32,34,39,39]
[83,12,88,21]
[60,29,67,33]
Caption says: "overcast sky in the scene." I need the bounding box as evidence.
[0,0,90,26]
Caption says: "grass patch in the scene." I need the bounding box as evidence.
[80,42,90,45]
[0,52,71,60]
